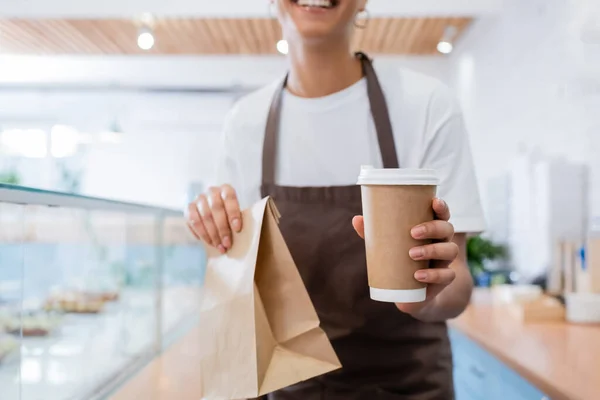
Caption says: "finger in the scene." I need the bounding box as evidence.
[432,198,451,222]
[409,242,459,262]
[414,268,456,285]
[221,184,242,233]
[352,216,365,239]
[187,202,212,244]
[187,202,208,242]
[188,216,212,245]
[208,187,233,249]
[411,220,455,241]
[186,220,201,240]
[197,195,225,253]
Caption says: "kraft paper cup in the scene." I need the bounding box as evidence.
[357,166,439,303]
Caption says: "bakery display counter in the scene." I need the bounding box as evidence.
[0,184,205,400]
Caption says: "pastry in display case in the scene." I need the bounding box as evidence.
[90,291,120,302]
[44,291,106,314]
[43,284,121,314]
[0,310,62,337]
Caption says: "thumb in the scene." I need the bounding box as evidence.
[352,215,365,239]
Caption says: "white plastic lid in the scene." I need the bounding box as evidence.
[357,165,439,186]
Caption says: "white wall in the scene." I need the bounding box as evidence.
[446,0,600,231]
[440,0,600,275]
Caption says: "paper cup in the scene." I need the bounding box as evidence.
[358,166,438,303]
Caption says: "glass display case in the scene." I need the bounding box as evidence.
[0,184,205,400]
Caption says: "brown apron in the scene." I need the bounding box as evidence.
[259,52,454,400]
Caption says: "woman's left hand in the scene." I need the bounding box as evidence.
[352,198,459,318]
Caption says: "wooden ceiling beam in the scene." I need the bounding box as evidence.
[0,17,472,55]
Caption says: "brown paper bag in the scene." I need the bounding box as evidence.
[198,197,341,400]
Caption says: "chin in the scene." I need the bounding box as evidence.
[279,0,356,43]
[293,23,341,41]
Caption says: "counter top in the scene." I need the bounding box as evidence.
[112,288,600,400]
[109,323,206,400]
[449,289,600,400]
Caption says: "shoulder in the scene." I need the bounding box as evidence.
[374,62,461,120]
[223,80,282,136]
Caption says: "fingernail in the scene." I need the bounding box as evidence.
[415,271,428,281]
[409,247,424,259]
[231,218,241,232]
[218,244,226,254]
[411,226,426,239]
[437,198,447,208]
[222,236,231,249]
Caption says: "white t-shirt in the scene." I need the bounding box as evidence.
[215,63,485,233]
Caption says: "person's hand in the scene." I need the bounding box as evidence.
[187,184,242,254]
[352,198,458,318]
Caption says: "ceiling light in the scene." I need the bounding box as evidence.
[135,12,156,51]
[138,12,155,27]
[276,39,288,55]
[137,27,155,51]
[437,26,458,55]
[437,41,454,55]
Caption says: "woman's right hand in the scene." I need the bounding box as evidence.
[187,184,242,254]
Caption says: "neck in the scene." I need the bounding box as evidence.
[286,40,363,98]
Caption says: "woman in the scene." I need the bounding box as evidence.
[187,0,485,398]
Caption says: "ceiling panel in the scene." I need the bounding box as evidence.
[0,17,471,55]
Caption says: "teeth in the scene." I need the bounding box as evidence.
[297,0,333,8]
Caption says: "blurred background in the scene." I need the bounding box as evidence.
[1,0,599,399]
[1,0,598,279]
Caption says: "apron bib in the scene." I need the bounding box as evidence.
[258,53,454,400]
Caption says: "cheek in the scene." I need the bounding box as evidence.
[342,9,358,25]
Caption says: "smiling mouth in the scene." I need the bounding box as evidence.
[291,0,339,9]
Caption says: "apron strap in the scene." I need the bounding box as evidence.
[262,75,288,187]
[262,52,399,185]
[355,51,399,170]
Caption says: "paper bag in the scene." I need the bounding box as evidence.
[198,197,341,399]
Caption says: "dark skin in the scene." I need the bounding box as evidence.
[187,0,473,323]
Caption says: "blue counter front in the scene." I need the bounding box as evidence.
[450,327,549,400]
